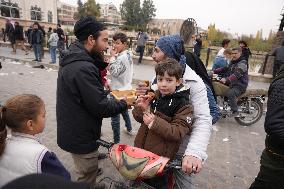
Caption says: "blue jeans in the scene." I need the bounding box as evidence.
[205,84,220,124]
[49,46,57,63]
[33,44,41,61]
[57,40,65,53]
[111,110,132,143]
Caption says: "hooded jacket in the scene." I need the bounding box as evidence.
[133,86,193,160]
[56,41,127,154]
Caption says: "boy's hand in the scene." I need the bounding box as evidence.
[110,47,117,57]
[136,96,150,111]
[143,112,155,126]
[136,82,150,96]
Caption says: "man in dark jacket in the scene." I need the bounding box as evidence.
[29,22,43,62]
[13,22,28,55]
[56,24,65,54]
[239,40,252,62]
[56,16,128,188]
[250,65,284,189]
[193,34,202,57]
[212,47,248,116]
[271,40,284,78]
[4,19,15,53]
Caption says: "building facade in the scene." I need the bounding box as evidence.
[99,3,122,25]
[147,19,185,36]
[57,0,76,28]
[0,0,57,30]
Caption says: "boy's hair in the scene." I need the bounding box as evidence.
[0,94,44,155]
[155,58,183,80]
[223,48,232,55]
[113,32,128,44]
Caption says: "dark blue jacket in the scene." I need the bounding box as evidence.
[213,57,248,91]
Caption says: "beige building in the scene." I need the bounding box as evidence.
[0,0,57,29]
[99,3,122,25]
[57,0,76,28]
[147,19,185,35]
[0,0,57,23]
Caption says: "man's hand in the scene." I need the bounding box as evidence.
[220,78,227,84]
[136,82,150,96]
[182,155,202,174]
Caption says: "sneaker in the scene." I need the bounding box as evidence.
[32,59,38,61]
[124,128,137,136]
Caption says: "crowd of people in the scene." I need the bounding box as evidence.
[0,15,283,189]
[1,19,67,64]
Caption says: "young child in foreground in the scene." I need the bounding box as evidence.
[0,94,70,187]
[132,58,194,188]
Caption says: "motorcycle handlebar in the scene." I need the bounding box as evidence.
[165,159,182,170]
[96,139,114,149]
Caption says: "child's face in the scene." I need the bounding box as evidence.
[113,39,126,53]
[156,72,182,95]
[224,53,232,60]
[31,104,46,134]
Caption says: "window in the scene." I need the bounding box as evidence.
[48,11,52,23]
[31,5,42,21]
[0,1,20,18]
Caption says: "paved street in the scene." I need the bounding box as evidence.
[0,47,270,189]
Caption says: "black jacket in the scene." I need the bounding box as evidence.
[241,47,251,62]
[151,85,191,118]
[56,41,127,154]
[265,66,284,153]
[14,25,24,40]
[184,51,217,100]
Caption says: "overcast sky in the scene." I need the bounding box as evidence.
[62,0,284,38]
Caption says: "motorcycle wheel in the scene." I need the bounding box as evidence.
[235,99,263,126]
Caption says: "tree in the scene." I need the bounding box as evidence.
[74,0,85,20]
[141,0,156,26]
[73,0,100,20]
[84,0,100,17]
[120,0,141,27]
[120,0,156,30]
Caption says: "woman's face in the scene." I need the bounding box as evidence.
[152,46,167,63]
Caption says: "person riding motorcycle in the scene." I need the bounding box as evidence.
[211,47,248,117]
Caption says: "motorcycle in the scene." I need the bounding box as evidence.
[212,76,267,126]
[96,139,181,189]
